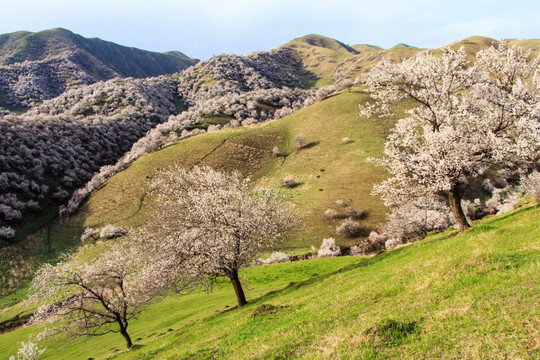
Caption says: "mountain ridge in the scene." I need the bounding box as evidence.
[0,28,198,74]
[0,28,198,109]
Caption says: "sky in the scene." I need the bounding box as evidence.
[1,0,538,60]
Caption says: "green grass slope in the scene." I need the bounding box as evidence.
[0,87,396,298]
[279,34,359,87]
[2,201,538,359]
[52,88,395,250]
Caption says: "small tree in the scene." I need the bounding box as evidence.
[336,218,363,238]
[29,240,159,349]
[260,251,290,265]
[294,134,307,149]
[9,341,46,360]
[0,226,15,240]
[279,177,297,188]
[99,225,127,239]
[148,165,298,307]
[522,171,540,201]
[317,238,341,258]
[344,206,365,220]
[324,209,338,218]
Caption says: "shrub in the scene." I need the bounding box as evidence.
[336,218,363,238]
[294,134,307,149]
[0,226,15,240]
[485,187,520,215]
[368,231,386,248]
[279,177,297,188]
[335,199,348,207]
[381,196,453,242]
[344,206,365,220]
[385,238,403,250]
[324,209,338,218]
[317,238,341,258]
[9,340,46,360]
[80,227,99,242]
[99,225,127,239]
[80,225,127,242]
[350,245,362,255]
[260,252,290,265]
[522,171,540,201]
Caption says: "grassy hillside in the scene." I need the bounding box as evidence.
[335,36,540,83]
[0,87,396,297]
[352,44,383,53]
[2,200,538,359]
[50,88,395,250]
[279,34,359,87]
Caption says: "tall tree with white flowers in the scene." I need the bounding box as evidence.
[361,45,539,232]
[147,165,298,307]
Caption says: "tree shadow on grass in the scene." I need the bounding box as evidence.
[282,182,304,189]
[246,248,410,306]
[300,141,320,150]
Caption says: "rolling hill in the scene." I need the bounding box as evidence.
[1,32,539,359]
[55,88,395,247]
[0,28,198,109]
[1,199,538,359]
[334,36,540,84]
[276,34,360,88]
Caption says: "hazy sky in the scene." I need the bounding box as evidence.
[1,0,538,59]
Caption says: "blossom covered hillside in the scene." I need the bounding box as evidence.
[0,43,325,243]
[0,28,198,109]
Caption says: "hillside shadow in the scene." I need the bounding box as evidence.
[284,54,320,89]
[319,93,340,101]
[246,249,408,306]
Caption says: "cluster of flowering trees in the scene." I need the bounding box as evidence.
[28,77,177,118]
[0,78,178,233]
[30,166,298,349]
[0,54,96,108]
[362,43,539,239]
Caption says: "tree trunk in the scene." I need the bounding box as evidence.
[446,186,470,233]
[230,269,247,307]
[118,321,133,349]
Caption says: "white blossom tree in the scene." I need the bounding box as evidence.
[147,165,298,307]
[473,43,540,170]
[28,238,168,349]
[9,340,46,360]
[361,46,540,232]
